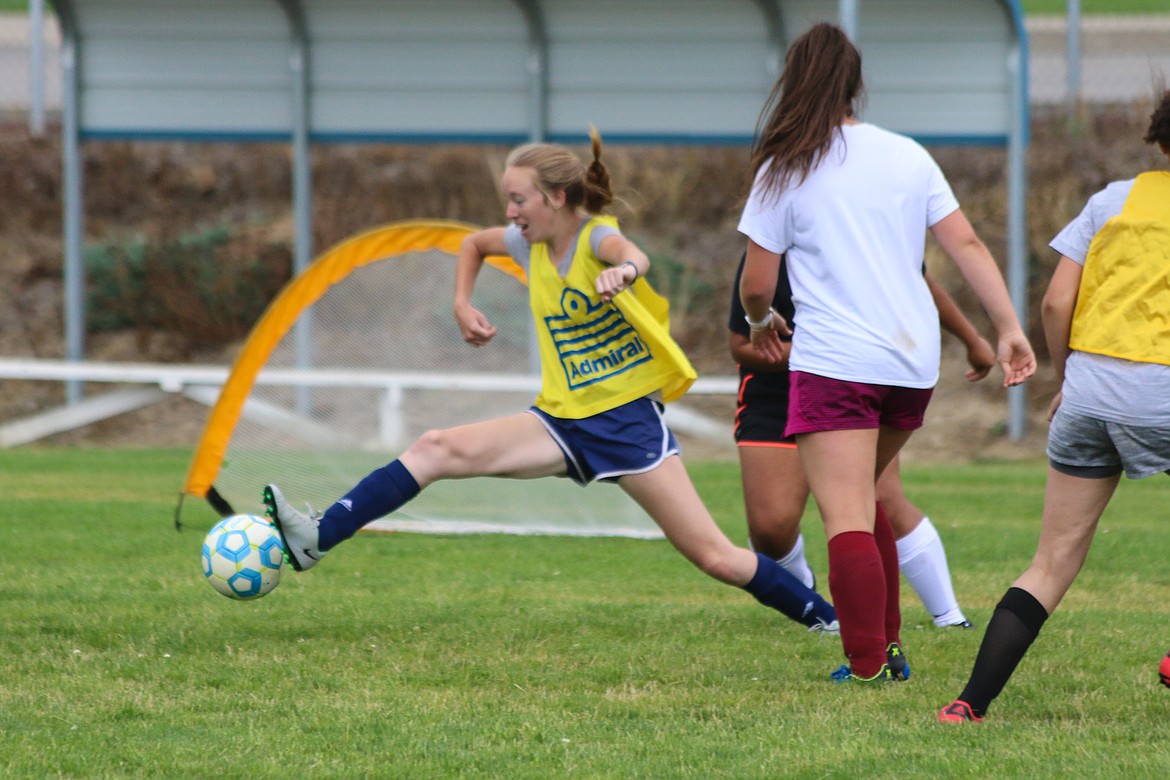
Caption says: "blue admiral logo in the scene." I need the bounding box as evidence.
[544,288,652,389]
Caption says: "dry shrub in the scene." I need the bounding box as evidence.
[85,222,292,356]
[308,145,504,252]
[1,104,1164,373]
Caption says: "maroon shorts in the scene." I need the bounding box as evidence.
[784,371,933,437]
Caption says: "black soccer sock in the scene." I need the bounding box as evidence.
[318,459,421,551]
[958,587,1049,717]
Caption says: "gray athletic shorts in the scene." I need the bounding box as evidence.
[1047,407,1170,479]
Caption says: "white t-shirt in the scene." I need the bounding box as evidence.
[737,123,959,388]
[1049,178,1170,426]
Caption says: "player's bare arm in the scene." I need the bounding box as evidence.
[454,228,508,346]
[930,210,1036,387]
[740,240,791,364]
[595,233,648,302]
[925,272,995,381]
[1040,256,1083,419]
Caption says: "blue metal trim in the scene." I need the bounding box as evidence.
[80,129,299,143]
[909,134,1010,147]
[78,128,1012,148]
[78,130,757,146]
[546,132,758,146]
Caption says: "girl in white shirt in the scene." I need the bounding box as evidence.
[738,22,1035,683]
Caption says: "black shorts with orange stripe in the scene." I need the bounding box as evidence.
[734,368,796,446]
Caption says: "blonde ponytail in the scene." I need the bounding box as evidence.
[505,128,613,214]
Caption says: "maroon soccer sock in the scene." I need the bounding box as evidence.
[873,502,902,647]
[827,530,888,677]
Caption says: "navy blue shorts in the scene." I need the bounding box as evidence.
[528,397,680,485]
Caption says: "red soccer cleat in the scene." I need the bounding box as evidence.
[938,700,983,723]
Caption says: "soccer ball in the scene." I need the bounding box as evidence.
[201,514,285,600]
[1159,650,1170,689]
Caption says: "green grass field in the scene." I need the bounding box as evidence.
[4,448,1170,778]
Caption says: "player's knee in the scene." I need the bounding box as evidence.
[404,429,461,474]
[749,526,799,560]
[692,548,742,585]
[747,515,801,560]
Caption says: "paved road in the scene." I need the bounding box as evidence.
[1,12,1167,116]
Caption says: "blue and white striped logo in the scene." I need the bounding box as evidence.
[544,288,652,390]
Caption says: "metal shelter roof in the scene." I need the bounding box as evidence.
[51,0,1031,435]
[54,0,1025,145]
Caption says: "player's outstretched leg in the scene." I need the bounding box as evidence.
[264,460,422,572]
[743,551,839,633]
[619,457,838,633]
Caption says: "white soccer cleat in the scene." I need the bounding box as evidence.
[807,618,840,636]
[262,484,323,571]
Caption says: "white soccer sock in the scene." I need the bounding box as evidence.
[895,516,968,627]
[777,533,816,591]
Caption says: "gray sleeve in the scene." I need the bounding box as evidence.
[509,222,621,278]
[588,223,620,256]
[503,223,531,274]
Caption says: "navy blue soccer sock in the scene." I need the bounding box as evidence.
[743,551,837,627]
[317,459,421,551]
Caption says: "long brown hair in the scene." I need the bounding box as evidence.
[748,23,863,198]
[505,127,613,214]
[1144,89,1170,147]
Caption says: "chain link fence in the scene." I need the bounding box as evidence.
[1028,13,1170,107]
[0,11,58,125]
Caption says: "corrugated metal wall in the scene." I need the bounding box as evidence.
[55,0,1021,145]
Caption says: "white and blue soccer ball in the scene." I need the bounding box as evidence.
[201,514,285,600]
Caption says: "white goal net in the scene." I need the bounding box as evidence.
[209,237,666,539]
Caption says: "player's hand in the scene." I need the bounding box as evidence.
[748,313,791,364]
[964,335,996,382]
[1046,389,1063,421]
[454,303,497,347]
[596,263,635,303]
[996,329,1036,388]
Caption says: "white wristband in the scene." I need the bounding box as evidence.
[745,308,775,331]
